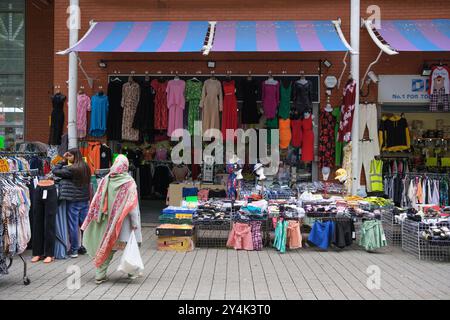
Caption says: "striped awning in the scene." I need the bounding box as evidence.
[58,21,209,54]
[210,20,348,52]
[372,19,450,52]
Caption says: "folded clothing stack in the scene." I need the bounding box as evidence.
[159,207,196,225]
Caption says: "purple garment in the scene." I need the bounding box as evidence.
[166,80,186,136]
[262,81,280,119]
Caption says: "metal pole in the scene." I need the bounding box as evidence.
[68,0,79,149]
[350,0,360,195]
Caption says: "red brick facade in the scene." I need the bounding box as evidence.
[25,0,450,142]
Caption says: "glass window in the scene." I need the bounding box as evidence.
[0,0,25,150]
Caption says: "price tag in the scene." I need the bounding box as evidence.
[33,177,38,189]
[43,190,48,200]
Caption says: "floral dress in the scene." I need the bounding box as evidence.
[319,110,336,169]
[185,80,203,135]
[151,79,169,131]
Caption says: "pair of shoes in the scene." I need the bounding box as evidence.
[128,274,138,280]
[43,257,54,264]
[70,252,79,259]
[95,277,108,285]
[78,246,87,255]
[31,256,43,263]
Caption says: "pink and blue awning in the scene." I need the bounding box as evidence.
[372,19,450,52]
[58,21,209,54]
[211,21,347,52]
[58,20,351,54]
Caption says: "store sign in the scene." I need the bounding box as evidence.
[378,75,431,104]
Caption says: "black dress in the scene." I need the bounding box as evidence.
[292,80,313,116]
[49,93,66,145]
[106,80,123,141]
[240,79,261,124]
[133,79,155,142]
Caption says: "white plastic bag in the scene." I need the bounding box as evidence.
[117,231,144,275]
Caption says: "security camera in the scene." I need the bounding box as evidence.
[368,71,379,83]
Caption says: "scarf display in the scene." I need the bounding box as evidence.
[81,155,138,267]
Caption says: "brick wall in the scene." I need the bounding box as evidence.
[26,0,450,141]
[25,0,54,142]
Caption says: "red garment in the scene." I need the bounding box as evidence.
[338,80,357,142]
[221,80,238,140]
[301,117,314,162]
[291,119,303,148]
[151,79,168,131]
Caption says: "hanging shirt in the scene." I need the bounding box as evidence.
[89,94,109,137]
[430,65,450,94]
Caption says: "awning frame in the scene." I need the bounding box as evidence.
[57,20,98,55]
[363,19,399,56]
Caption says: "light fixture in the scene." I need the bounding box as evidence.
[207,61,216,68]
[98,60,107,68]
[367,71,379,83]
[422,63,432,76]
[323,59,332,68]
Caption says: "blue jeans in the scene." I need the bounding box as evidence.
[67,201,89,253]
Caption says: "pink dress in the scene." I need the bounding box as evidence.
[166,80,186,136]
[77,93,91,138]
[262,81,280,119]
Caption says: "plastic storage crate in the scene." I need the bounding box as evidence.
[381,208,402,246]
[402,219,450,261]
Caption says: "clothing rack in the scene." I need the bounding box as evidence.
[0,151,46,156]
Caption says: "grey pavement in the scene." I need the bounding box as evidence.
[1,227,450,300]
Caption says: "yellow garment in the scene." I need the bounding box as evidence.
[0,159,10,172]
[369,159,383,192]
[51,155,64,166]
[378,115,411,152]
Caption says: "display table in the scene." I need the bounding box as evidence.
[166,182,226,207]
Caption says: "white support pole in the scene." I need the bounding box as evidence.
[350,0,360,195]
[68,0,79,149]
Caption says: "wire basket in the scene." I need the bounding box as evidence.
[402,219,450,261]
[193,220,232,248]
[381,208,402,246]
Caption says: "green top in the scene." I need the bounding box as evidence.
[278,83,292,119]
[185,80,203,135]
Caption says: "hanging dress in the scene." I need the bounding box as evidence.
[222,80,238,140]
[279,81,292,120]
[76,93,91,139]
[185,80,203,135]
[319,110,336,169]
[301,116,314,162]
[200,78,223,134]
[132,79,155,141]
[241,79,261,124]
[151,79,169,131]
[121,81,140,141]
[279,119,291,149]
[106,80,123,141]
[166,79,186,137]
[291,119,303,148]
[49,93,66,145]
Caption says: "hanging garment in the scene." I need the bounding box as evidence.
[359,220,387,251]
[166,80,186,137]
[342,142,353,193]
[440,179,449,206]
[266,117,278,145]
[201,78,223,134]
[241,79,261,124]
[332,219,355,249]
[279,81,292,119]
[133,80,155,141]
[151,79,169,131]
[430,65,450,94]
[279,119,291,149]
[292,80,313,116]
[84,142,101,175]
[308,220,335,250]
[49,93,66,145]
[378,115,411,152]
[262,81,280,119]
[89,93,109,137]
[121,81,141,141]
[319,110,335,169]
[431,179,440,205]
[99,144,112,169]
[273,219,288,253]
[301,116,314,162]
[221,80,238,140]
[227,223,253,251]
[77,93,91,138]
[291,119,303,148]
[332,106,343,166]
[250,221,263,251]
[369,159,384,192]
[417,178,424,204]
[54,200,69,259]
[338,79,357,143]
[358,104,380,191]
[430,87,450,112]
[287,220,302,249]
[106,80,123,141]
[185,80,203,135]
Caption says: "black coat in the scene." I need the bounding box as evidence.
[53,163,89,202]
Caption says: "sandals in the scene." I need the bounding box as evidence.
[43,257,54,264]
[31,256,43,263]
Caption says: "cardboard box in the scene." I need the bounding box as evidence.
[157,236,194,252]
[156,225,194,237]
